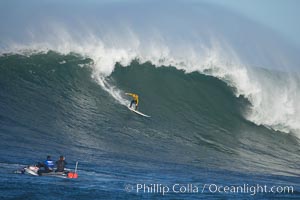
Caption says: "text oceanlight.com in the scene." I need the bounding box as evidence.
[124,183,294,196]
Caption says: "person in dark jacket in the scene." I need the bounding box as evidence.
[55,155,67,172]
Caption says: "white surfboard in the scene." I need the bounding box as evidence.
[128,106,150,117]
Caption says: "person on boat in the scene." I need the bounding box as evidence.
[125,93,139,110]
[38,155,54,175]
[55,155,67,172]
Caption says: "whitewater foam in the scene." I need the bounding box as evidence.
[2,33,300,138]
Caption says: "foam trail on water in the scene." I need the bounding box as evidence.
[93,74,129,107]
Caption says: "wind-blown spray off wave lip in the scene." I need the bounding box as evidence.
[1,0,300,137]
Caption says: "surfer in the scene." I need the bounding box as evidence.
[125,93,139,110]
[37,155,54,175]
[55,155,67,172]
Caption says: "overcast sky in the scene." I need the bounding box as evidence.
[1,0,299,46]
[202,0,300,46]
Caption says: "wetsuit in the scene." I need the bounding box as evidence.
[126,93,139,110]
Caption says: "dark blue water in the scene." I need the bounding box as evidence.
[0,52,299,199]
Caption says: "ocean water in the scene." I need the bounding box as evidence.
[0,52,299,199]
[1,0,300,199]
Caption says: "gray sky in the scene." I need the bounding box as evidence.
[1,0,299,46]
[202,0,300,45]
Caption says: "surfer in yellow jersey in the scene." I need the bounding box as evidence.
[125,93,139,110]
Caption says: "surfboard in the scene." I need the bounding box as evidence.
[128,106,150,117]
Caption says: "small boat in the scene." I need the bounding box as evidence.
[14,162,78,179]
